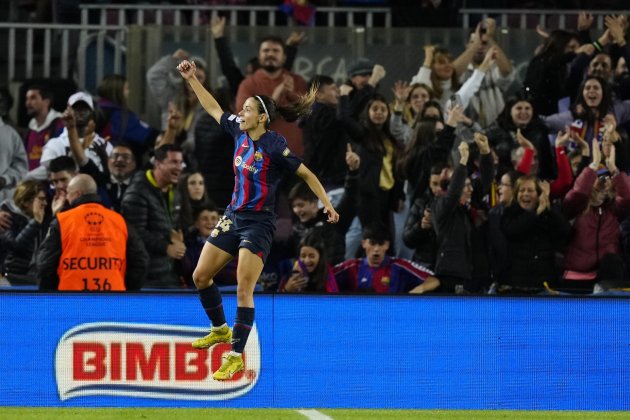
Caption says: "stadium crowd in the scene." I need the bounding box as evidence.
[1,11,630,295]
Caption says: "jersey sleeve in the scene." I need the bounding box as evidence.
[273,135,302,173]
[220,112,243,140]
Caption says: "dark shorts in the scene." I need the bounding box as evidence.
[207,209,276,262]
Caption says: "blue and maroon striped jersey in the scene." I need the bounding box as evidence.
[333,257,434,293]
[221,113,302,213]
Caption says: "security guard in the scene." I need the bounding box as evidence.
[37,174,148,290]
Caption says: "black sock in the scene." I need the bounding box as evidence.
[198,283,226,327]
[232,307,255,354]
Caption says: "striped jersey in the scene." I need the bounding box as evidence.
[333,256,434,293]
[221,113,302,213]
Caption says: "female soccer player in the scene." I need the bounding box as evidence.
[177,59,339,380]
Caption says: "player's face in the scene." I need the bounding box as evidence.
[238,98,266,131]
[299,245,320,274]
[291,198,319,223]
[187,172,205,200]
[195,209,220,237]
[362,239,390,267]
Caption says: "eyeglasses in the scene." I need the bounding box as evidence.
[500,183,513,188]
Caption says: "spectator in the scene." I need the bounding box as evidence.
[121,144,186,289]
[340,93,404,237]
[23,85,64,170]
[454,19,515,128]
[278,232,338,292]
[146,49,208,167]
[174,171,215,234]
[180,205,235,288]
[560,139,630,293]
[0,180,48,285]
[487,170,520,287]
[431,137,493,294]
[235,36,307,157]
[209,15,301,101]
[334,224,440,294]
[0,87,15,125]
[486,93,555,180]
[47,156,77,216]
[397,103,464,204]
[105,143,137,213]
[96,74,157,161]
[286,144,359,264]
[544,76,630,171]
[402,164,447,270]
[523,29,580,116]
[342,57,386,121]
[0,113,28,205]
[390,81,433,136]
[499,175,571,294]
[410,45,492,112]
[37,174,148,291]
[27,92,112,182]
[301,75,351,195]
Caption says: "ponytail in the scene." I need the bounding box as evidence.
[254,83,318,127]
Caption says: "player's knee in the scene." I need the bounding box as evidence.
[192,269,212,289]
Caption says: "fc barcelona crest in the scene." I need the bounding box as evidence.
[254,151,263,161]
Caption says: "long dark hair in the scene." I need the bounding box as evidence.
[298,232,330,292]
[359,93,395,155]
[254,84,317,128]
[397,120,437,181]
[571,75,612,124]
[497,92,536,131]
[537,30,578,58]
[176,171,215,232]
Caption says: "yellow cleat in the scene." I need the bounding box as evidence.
[213,353,244,381]
[192,325,232,349]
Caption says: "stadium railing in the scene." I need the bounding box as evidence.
[78,3,392,29]
[459,8,627,30]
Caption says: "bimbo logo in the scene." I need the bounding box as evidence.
[55,322,260,401]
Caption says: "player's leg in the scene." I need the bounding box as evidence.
[213,247,263,380]
[191,242,234,349]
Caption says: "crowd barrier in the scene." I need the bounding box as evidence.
[0,292,628,409]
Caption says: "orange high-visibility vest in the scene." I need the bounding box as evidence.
[56,202,128,291]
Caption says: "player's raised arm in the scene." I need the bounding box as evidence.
[177,59,223,123]
[295,163,339,223]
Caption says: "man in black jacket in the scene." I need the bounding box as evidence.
[37,174,148,290]
[121,144,185,288]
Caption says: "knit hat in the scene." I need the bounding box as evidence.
[347,58,374,78]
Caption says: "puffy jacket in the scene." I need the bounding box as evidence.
[121,171,180,288]
[563,168,630,273]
